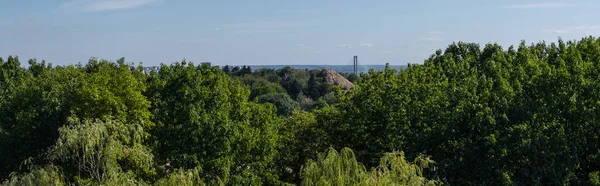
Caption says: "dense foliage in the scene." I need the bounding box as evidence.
[301,147,439,186]
[319,37,600,185]
[146,62,281,185]
[223,66,350,113]
[2,37,600,185]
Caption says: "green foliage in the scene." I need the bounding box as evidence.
[222,65,230,74]
[277,67,309,99]
[322,92,340,105]
[232,67,346,112]
[1,165,65,186]
[239,74,286,100]
[320,37,600,185]
[0,56,26,83]
[590,171,600,186]
[257,93,300,116]
[0,58,152,180]
[301,147,440,186]
[146,61,280,185]
[51,119,153,185]
[154,168,205,186]
[6,36,600,185]
[28,59,51,77]
[254,68,282,83]
[306,71,335,100]
[229,65,252,76]
[347,73,359,83]
[276,111,329,184]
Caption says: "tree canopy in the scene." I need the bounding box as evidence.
[3,37,600,185]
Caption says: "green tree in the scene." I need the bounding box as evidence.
[1,165,65,186]
[275,111,329,184]
[346,73,359,83]
[318,38,600,185]
[0,58,152,180]
[278,67,309,99]
[257,93,300,116]
[239,74,286,100]
[222,65,230,74]
[154,168,205,186]
[51,119,154,185]
[253,68,282,83]
[301,147,440,186]
[146,62,281,185]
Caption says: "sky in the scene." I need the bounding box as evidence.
[1,0,600,66]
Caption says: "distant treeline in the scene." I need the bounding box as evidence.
[220,65,358,116]
[2,37,600,185]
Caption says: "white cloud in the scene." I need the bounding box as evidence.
[336,44,353,49]
[420,37,443,41]
[504,2,577,9]
[542,25,600,35]
[359,43,374,48]
[61,0,157,12]
[213,28,220,31]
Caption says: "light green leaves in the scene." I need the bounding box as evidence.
[301,148,439,186]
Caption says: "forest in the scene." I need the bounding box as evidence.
[2,37,600,185]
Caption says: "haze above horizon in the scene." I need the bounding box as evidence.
[1,0,599,66]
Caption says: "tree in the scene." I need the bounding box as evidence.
[307,74,319,99]
[146,62,281,185]
[28,59,51,77]
[317,38,600,185]
[231,66,241,75]
[4,36,600,185]
[253,68,281,83]
[242,65,252,75]
[278,68,309,100]
[346,73,359,83]
[222,65,230,74]
[154,168,205,186]
[301,147,440,186]
[256,93,300,116]
[0,58,152,180]
[275,111,329,184]
[239,74,286,100]
[1,165,65,186]
[51,119,154,185]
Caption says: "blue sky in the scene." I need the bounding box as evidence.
[1,0,599,66]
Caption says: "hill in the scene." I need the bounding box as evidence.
[322,70,354,89]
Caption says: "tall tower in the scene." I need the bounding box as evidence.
[353,55,358,76]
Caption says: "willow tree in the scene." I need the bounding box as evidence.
[154,167,205,186]
[1,165,65,186]
[301,147,440,186]
[0,58,153,180]
[51,119,154,185]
